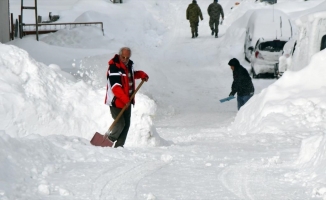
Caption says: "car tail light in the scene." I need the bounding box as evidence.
[255,51,264,59]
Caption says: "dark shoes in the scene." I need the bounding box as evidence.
[211,30,214,35]
[191,32,198,38]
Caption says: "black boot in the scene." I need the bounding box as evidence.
[215,32,218,38]
[192,32,195,38]
[211,29,214,36]
[195,27,198,37]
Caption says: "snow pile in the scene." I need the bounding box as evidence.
[295,133,326,199]
[0,130,121,199]
[0,43,164,147]
[40,26,107,49]
[229,49,326,134]
[289,0,326,20]
[127,93,167,147]
[0,131,75,199]
[248,9,292,43]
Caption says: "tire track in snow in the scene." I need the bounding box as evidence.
[218,162,308,200]
[91,161,168,200]
[218,164,256,200]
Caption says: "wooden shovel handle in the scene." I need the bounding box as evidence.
[108,80,145,132]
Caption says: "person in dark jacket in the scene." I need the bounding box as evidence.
[228,58,254,110]
[186,0,203,38]
[207,0,224,38]
[105,47,149,148]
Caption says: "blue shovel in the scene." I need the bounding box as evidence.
[219,96,235,103]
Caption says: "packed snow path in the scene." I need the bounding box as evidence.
[2,0,325,199]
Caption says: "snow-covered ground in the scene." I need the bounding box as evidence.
[1,0,326,199]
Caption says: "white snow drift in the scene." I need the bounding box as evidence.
[0,43,164,147]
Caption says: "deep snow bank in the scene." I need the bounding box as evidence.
[229,49,326,134]
[0,131,80,199]
[0,130,137,199]
[0,43,165,147]
[295,133,326,199]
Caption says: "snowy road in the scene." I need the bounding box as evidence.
[6,124,310,199]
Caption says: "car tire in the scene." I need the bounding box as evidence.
[251,66,258,79]
[244,46,250,63]
[245,55,250,63]
[274,63,279,79]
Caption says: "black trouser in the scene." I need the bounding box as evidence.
[190,21,199,33]
[108,106,131,148]
[209,19,219,35]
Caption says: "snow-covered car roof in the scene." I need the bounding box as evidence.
[248,9,293,43]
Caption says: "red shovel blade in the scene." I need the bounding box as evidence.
[90,132,114,147]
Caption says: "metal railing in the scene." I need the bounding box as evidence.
[22,22,104,36]
[110,0,123,3]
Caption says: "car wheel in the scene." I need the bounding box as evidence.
[274,63,279,79]
[245,55,250,63]
[251,66,258,79]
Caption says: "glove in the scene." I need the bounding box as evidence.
[229,91,235,97]
[142,75,149,82]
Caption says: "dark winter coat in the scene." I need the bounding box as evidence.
[228,58,254,96]
[186,2,203,23]
[207,2,224,21]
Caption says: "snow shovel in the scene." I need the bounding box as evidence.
[90,80,145,147]
[219,96,235,103]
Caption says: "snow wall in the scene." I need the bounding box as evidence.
[0,43,166,147]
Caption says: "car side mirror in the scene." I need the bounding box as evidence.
[248,47,254,52]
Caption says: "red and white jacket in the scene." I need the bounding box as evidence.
[105,54,148,108]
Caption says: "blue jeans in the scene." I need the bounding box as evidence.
[237,95,253,110]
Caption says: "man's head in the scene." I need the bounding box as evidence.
[192,0,197,3]
[214,0,218,2]
[119,47,131,65]
[228,58,240,71]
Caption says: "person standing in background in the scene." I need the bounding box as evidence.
[186,0,203,38]
[207,0,224,38]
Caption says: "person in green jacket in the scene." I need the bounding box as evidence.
[207,0,224,38]
[186,0,203,38]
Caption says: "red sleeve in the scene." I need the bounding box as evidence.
[112,85,129,105]
[134,70,148,79]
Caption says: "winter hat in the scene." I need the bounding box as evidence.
[228,58,241,68]
[193,0,197,3]
[214,0,218,2]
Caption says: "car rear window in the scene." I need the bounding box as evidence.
[259,40,286,52]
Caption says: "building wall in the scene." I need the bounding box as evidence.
[0,0,10,43]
